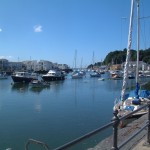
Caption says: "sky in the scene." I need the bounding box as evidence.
[0,0,150,68]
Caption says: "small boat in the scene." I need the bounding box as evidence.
[114,89,150,117]
[71,70,84,79]
[42,69,65,81]
[110,70,122,80]
[128,74,135,79]
[98,78,105,81]
[90,71,101,77]
[29,79,50,88]
[11,72,38,83]
[0,72,8,79]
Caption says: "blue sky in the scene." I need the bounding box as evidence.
[0,0,150,68]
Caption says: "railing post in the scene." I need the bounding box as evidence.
[147,101,150,144]
[111,110,120,150]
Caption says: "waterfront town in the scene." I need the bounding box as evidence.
[1,58,150,74]
[0,58,71,73]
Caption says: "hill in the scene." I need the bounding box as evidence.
[87,48,150,68]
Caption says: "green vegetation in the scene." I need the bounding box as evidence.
[104,47,150,65]
[87,48,150,68]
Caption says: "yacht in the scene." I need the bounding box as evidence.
[42,70,65,81]
[11,71,38,83]
[90,70,101,77]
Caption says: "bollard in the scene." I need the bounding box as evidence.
[147,101,150,145]
[111,110,120,150]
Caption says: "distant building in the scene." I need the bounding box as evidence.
[8,61,24,71]
[57,64,69,70]
[0,58,71,72]
[22,60,38,71]
[110,64,122,70]
[122,61,147,71]
[147,65,150,71]
[0,59,9,70]
[37,60,54,71]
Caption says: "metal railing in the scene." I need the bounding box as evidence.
[25,139,50,150]
[25,101,150,150]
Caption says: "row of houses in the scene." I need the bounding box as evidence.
[0,59,70,72]
[1,58,150,72]
[110,61,150,71]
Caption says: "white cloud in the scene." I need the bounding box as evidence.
[0,28,2,32]
[0,56,5,59]
[34,25,42,32]
[0,56,14,60]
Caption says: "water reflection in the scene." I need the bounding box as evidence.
[11,83,29,93]
[29,86,50,94]
[34,98,42,113]
[49,80,64,92]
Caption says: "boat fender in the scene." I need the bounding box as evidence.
[132,98,141,105]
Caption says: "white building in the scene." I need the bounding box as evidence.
[0,59,71,72]
[22,60,38,71]
[122,61,147,71]
[37,60,54,71]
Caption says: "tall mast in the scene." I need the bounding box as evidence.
[136,0,140,83]
[92,51,95,69]
[74,49,77,69]
[135,0,140,98]
[121,0,134,101]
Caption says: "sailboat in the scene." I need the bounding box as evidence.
[90,51,101,78]
[113,0,150,119]
[71,50,85,79]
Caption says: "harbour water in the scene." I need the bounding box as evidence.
[0,72,137,150]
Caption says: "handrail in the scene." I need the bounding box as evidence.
[111,101,150,150]
[25,101,150,150]
[119,123,148,149]
[25,139,50,150]
[54,122,113,150]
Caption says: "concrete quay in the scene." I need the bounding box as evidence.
[88,114,150,150]
[132,137,150,150]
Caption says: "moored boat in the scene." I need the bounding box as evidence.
[42,69,65,81]
[114,89,150,117]
[109,70,123,80]
[11,71,38,83]
[98,77,105,81]
[128,74,135,79]
[0,71,8,79]
[90,70,101,77]
[113,0,150,125]
[71,70,84,79]
[29,79,50,88]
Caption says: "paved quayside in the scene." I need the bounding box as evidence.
[88,114,150,150]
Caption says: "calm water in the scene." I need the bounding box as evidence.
[0,72,136,150]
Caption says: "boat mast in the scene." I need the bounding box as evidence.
[136,0,140,84]
[74,49,77,69]
[92,51,95,69]
[121,0,134,101]
[135,0,140,98]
